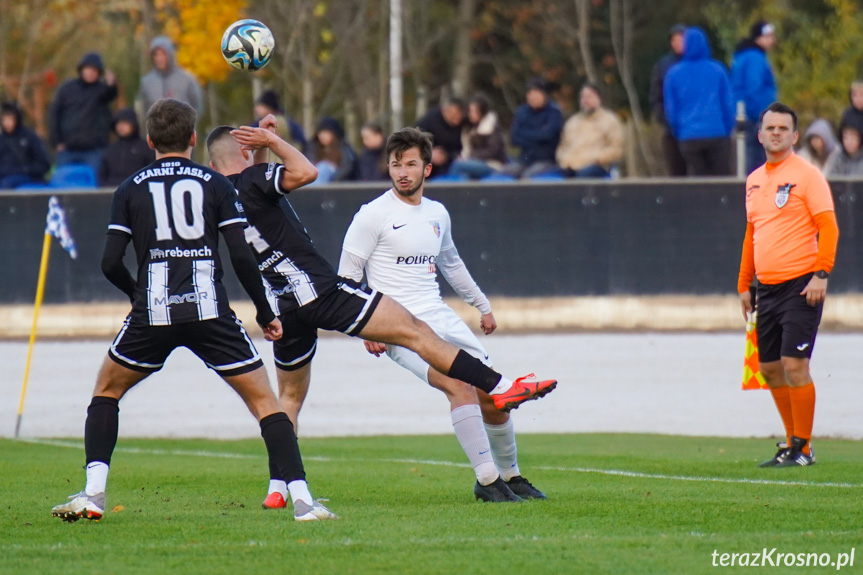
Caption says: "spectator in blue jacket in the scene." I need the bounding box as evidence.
[664,27,735,176]
[504,77,563,178]
[0,102,51,189]
[731,21,777,174]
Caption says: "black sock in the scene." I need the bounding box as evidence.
[260,412,305,483]
[447,349,502,394]
[84,396,119,466]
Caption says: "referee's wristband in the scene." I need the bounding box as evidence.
[814,270,829,279]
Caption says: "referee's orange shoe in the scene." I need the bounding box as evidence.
[262,492,287,509]
[492,374,557,412]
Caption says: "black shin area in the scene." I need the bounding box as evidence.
[260,412,305,483]
[447,349,502,394]
[85,396,120,466]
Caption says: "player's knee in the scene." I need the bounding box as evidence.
[781,359,811,385]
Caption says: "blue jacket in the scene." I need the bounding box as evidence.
[510,101,563,165]
[0,104,51,182]
[731,40,776,123]
[663,27,735,141]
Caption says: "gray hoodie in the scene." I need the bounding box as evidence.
[137,37,202,115]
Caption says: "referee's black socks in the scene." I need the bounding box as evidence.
[85,396,119,466]
[260,412,305,483]
[448,349,502,394]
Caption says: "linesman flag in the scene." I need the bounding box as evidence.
[742,311,768,390]
[46,195,77,259]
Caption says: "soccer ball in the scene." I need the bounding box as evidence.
[221,19,275,71]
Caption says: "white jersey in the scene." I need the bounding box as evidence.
[342,189,452,314]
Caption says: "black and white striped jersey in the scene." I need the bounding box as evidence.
[108,157,245,326]
[228,163,339,314]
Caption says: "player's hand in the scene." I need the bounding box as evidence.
[739,291,752,322]
[364,340,387,357]
[480,312,497,335]
[258,113,278,134]
[262,318,283,341]
[801,276,828,307]
[231,125,271,151]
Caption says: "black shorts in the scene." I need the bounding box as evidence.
[273,278,382,371]
[756,273,823,363]
[109,312,263,377]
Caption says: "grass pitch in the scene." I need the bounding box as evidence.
[3,434,862,574]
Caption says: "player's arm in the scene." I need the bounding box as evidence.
[101,231,136,302]
[737,221,755,321]
[231,115,317,190]
[800,210,839,306]
[221,224,281,339]
[437,245,495,335]
[338,214,386,356]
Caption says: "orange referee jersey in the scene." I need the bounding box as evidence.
[743,153,835,285]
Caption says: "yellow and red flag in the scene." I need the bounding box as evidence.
[742,311,768,390]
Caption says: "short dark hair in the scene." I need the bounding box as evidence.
[386,127,433,166]
[469,92,491,118]
[146,98,196,153]
[362,121,384,135]
[443,97,467,113]
[758,102,797,131]
[205,125,237,168]
[580,82,603,102]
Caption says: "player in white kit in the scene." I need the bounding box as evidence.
[339,127,546,502]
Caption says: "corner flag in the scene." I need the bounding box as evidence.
[16,196,78,437]
[46,195,78,259]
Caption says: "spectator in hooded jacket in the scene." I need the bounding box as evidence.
[650,24,687,176]
[838,81,863,136]
[98,108,155,187]
[138,36,202,114]
[731,21,777,174]
[824,123,863,178]
[449,93,509,180]
[254,90,307,155]
[0,102,51,189]
[49,52,118,175]
[797,119,838,174]
[415,98,466,176]
[556,83,624,178]
[664,27,735,176]
[356,122,388,182]
[504,77,564,179]
[309,116,358,184]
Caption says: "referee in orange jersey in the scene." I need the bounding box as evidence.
[738,102,839,468]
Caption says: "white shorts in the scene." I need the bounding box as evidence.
[386,304,491,384]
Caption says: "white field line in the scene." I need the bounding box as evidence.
[18,438,861,489]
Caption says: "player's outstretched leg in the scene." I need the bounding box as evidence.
[358,296,557,411]
[52,356,148,523]
[478,391,547,499]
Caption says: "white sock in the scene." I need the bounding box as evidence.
[287,479,313,506]
[489,376,512,395]
[85,461,109,496]
[485,419,521,481]
[268,479,287,498]
[451,404,499,485]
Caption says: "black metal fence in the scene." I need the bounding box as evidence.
[1,178,860,304]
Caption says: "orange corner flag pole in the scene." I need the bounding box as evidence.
[15,232,52,438]
[742,310,768,390]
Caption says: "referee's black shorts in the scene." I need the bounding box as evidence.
[109,312,264,377]
[273,278,382,372]
[756,272,823,363]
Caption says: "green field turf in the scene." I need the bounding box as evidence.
[3,434,862,575]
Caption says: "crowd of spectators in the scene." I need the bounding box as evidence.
[4,22,863,191]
